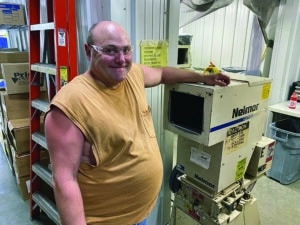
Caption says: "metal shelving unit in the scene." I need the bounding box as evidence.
[28,1,77,224]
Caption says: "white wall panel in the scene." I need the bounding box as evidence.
[179,0,255,69]
[210,9,226,65]
[232,2,252,66]
[269,0,300,104]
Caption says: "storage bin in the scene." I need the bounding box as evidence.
[267,118,300,184]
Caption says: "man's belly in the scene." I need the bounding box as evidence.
[78,149,163,224]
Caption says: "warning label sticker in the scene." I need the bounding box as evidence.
[58,28,66,47]
[190,147,211,169]
[261,83,271,100]
[224,121,249,154]
[235,157,247,181]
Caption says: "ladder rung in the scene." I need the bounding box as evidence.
[32,99,50,113]
[30,22,55,31]
[32,192,61,225]
[32,162,53,187]
[31,63,56,75]
[32,132,48,149]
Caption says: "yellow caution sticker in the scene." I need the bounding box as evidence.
[261,83,271,99]
[224,121,249,154]
[60,66,68,83]
[235,158,247,181]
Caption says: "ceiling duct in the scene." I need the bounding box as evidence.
[180,0,234,28]
[180,0,280,29]
[243,0,280,29]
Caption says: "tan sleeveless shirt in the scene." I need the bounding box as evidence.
[49,63,163,225]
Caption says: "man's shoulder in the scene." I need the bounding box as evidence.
[129,63,144,76]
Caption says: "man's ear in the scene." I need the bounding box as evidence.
[84,43,92,61]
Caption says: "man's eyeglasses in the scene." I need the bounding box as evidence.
[89,44,132,57]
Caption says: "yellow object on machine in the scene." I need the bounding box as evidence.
[203,61,221,74]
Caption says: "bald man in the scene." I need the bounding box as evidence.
[45,21,230,225]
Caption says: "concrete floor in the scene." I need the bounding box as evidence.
[252,175,300,225]
[1,147,300,225]
[0,148,55,225]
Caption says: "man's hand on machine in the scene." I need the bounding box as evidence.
[202,73,230,86]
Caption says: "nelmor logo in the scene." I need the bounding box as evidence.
[11,72,29,83]
[232,104,259,118]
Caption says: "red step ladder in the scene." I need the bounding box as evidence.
[28,0,77,224]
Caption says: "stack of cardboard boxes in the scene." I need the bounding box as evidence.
[1,2,33,201]
[0,2,26,26]
[0,49,49,200]
[0,49,30,200]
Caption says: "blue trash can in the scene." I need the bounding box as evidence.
[267,118,300,184]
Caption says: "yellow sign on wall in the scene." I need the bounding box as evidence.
[140,40,168,67]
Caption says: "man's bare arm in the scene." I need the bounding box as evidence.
[141,65,230,87]
[45,107,86,225]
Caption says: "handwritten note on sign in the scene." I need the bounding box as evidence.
[140,40,168,67]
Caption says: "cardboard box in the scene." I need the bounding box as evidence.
[0,51,28,63]
[12,147,50,178]
[1,63,29,94]
[41,149,51,167]
[7,118,30,155]
[0,91,48,136]
[2,133,13,172]
[0,51,28,79]
[0,129,5,152]
[0,3,25,25]
[12,149,29,177]
[1,62,47,94]
[12,149,50,200]
[7,117,46,155]
[15,175,30,200]
[1,92,29,121]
